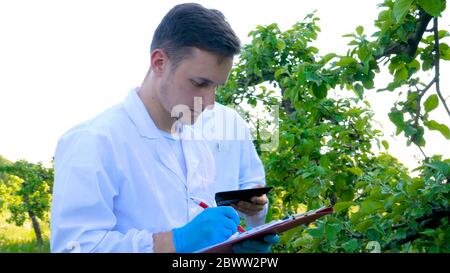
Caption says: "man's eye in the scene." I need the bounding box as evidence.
[191,80,207,88]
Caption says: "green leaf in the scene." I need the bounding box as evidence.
[440,43,450,60]
[424,161,450,175]
[420,228,436,237]
[441,47,450,60]
[355,218,375,232]
[336,56,357,67]
[305,71,321,84]
[405,179,425,195]
[277,40,286,51]
[360,200,384,215]
[312,83,328,99]
[407,59,420,73]
[418,0,445,17]
[393,0,414,22]
[394,66,408,81]
[438,30,450,39]
[378,9,392,21]
[334,201,355,212]
[347,166,363,177]
[248,97,257,107]
[306,183,321,198]
[319,156,331,169]
[424,94,439,112]
[380,81,402,92]
[308,227,324,238]
[424,120,450,139]
[382,140,389,150]
[362,78,375,89]
[321,53,337,64]
[353,83,364,100]
[341,190,355,202]
[414,126,426,147]
[358,46,371,63]
[342,238,359,252]
[389,59,401,75]
[326,223,342,241]
[388,110,405,129]
[274,68,285,78]
[422,59,433,71]
[404,124,417,137]
[356,26,364,35]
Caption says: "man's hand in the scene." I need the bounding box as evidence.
[172,206,240,253]
[232,234,280,253]
[231,188,268,216]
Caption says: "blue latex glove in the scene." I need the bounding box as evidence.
[173,206,240,253]
[232,233,280,253]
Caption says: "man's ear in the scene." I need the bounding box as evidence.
[150,49,169,75]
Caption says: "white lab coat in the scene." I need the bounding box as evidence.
[51,88,215,253]
[192,103,268,227]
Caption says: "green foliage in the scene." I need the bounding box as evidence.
[0,155,12,166]
[418,0,446,17]
[0,160,53,243]
[424,94,439,112]
[393,0,414,22]
[0,212,50,253]
[217,1,449,252]
[424,120,450,139]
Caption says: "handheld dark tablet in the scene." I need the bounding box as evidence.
[215,186,273,206]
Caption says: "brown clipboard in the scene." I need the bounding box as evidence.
[196,206,334,253]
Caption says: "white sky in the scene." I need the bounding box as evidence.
[0,0,449,170]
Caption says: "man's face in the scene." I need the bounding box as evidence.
[157,48,233,125]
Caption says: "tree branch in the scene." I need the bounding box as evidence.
[236,70,274,88]
[236,70,296,114]
[432,17,450,120]
[417,145,428,158]
[410,80,435,152]
[376,9,433,60]
[384,207,450,250]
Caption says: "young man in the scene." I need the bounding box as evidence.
[51,3,278,253]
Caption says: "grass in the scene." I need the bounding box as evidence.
[0,212,50,253]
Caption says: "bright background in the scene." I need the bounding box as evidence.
[0,0,449,170]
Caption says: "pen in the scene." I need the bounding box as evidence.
[190,197,246,233]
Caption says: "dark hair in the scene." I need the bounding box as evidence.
[150,3,241,68]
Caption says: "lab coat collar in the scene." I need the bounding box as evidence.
[123,88,187,184]
[123,87,160,139]
[123,87,208,187]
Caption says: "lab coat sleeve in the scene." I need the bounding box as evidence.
[51,129,155,253]
[237,118,268,228]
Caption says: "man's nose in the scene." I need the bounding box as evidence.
[203,88,216,111]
